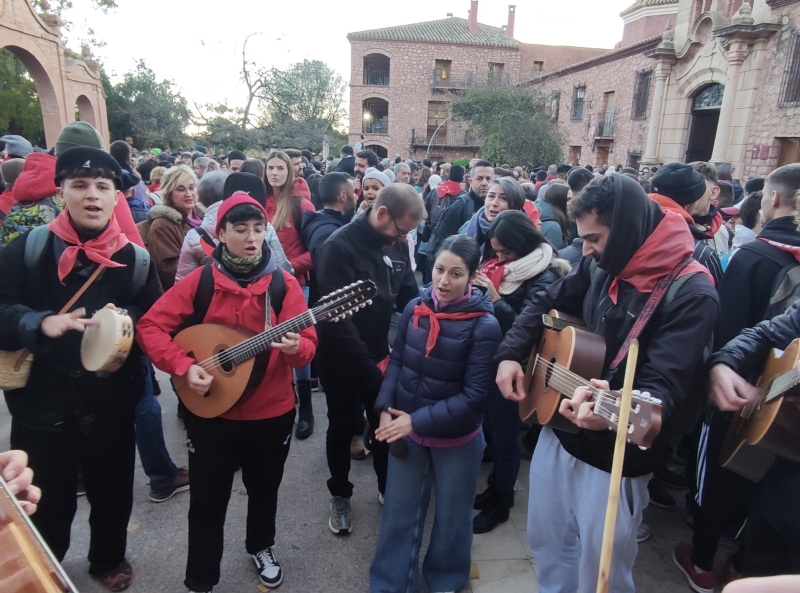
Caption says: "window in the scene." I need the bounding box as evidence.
[489,62,505,83]
[434,60,452,83]
[427,101,450,141]
[598,92,615,137]
[632,70,651,119]
[779,138,800,166]
[363,54,390,86]
[780,31,800,107]
[572,86,586,121]
[533,61,545,72]
[549,92,560,120]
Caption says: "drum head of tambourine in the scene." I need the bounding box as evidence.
[81,309,120,372]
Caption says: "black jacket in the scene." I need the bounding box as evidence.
[301,208,349,302]
[493,269,561,335]
[315,210,419,389]
[428,189,474,257]
[495,175,720,476]
[0,230,163,431]
[558,238,584,269]
[715,216,800,349]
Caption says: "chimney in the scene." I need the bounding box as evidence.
[447,12,453,17]
[507,5,516,39]
[469,0,478,34]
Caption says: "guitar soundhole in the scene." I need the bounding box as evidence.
[544,354,557,387]
[213,345,235,376]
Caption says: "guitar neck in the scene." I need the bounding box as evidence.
[768,367,800,402]
[225,310,317,366]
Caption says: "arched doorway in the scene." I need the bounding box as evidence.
[75,95,97,127]
[1,46,59,147]
[365,144,388,159]
[685,83,723,163]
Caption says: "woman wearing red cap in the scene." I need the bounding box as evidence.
[137,194,317,593]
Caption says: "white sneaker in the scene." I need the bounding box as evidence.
[251,546,283,588]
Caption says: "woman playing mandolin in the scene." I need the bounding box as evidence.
[137,195,317,593]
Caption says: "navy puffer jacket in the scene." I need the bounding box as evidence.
[375,285,502,439]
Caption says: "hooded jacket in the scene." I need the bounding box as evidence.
[535,199,568,250]
[428,185,474,257]
[558,238,585,269]
[496,175,719,476]
[315,210,419,393]
[266,178,315,286]
[175,201,291,283]
[300,208,349,302]
[0,154,63,247]
[375,285,502,438]
[136,246,316,422]
[715,215,800,349]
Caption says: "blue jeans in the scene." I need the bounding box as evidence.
[485,386,521,493]
[295,286,311,382]
[369,432,485,593]
[136,358,178,487]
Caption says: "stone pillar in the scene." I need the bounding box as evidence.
[711,41,748,162]
[641,61,672,166]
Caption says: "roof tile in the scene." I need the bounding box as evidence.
[347,17,518,49]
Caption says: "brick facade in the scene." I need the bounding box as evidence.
[1,0,109,148]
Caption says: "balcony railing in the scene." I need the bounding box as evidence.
[411,128,481,147]
[431,70,512,90]
[363,118,388,134]
[364,70,390,86]
[596,112,615,137]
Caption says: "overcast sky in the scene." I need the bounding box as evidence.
[64,0,634,118]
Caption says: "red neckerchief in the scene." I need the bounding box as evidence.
[437,180,462,198]
[412,301,487,357]
[49,211,129,283]
[759,238,800,263]
[608,210,714,303]
[480,258,508,291]
[523,201,542,230]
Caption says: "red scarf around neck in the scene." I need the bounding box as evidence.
[49,211,130,283]
[480,258,507,291]
[412,301,487,357]
[759,237,800,263]
[608,210,713,304]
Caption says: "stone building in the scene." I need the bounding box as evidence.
[346,1,607,161]
[1,0,109,148]
[524,0,800,180]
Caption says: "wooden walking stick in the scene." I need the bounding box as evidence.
[596,339,640,593]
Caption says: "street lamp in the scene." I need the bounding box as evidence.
[576,86,586,100]
[363,112,372,120]
[426,113,456,159]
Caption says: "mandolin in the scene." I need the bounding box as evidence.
[721,338,800,482]
[0,476,78,593]
[172,280,377,418]
[521,310,663,448]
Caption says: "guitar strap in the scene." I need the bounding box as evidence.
[608,256,692,372]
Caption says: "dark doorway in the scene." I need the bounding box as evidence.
[685,110,720,163]
[366,144,388,159]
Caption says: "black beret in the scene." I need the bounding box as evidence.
[55,146,123,190]
[651,163,707,206]
[223,172,267,207]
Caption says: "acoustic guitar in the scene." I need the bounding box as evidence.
[721,338,800,482]
[521,310,663,448]
[172,280,377,418]
[0,476,78,593]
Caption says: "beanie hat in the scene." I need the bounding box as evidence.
[55,146,122,190]
[0,158,25,187]
[651,163,707,206]
[384,169,395,183]
[215,194,268,235]
[54,122,104,156]
[363,169,390,188]
[428,174,442,190]
[1,135,33,159]
[223,172,267,207]
[745,177,764,194]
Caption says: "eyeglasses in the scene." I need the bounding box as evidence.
[228,225,266,237]
[389,214,414,238]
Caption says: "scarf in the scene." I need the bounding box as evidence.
[187,207,203,229]
[480,244,554,295]
[608,210,713,304]
[412,300,487,357]
[221,244,264,274]
[758,237,800,263]
[466,209,491,241]
[437,180,462,198]
[49,211,129,283]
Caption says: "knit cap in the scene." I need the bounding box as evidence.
[1,135,33,159]
[363,168,390,188]
[650,163,707,206]
[216,194,268,235]
[428,175,442,190]
[54,122,104,156]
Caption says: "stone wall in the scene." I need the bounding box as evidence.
[348,38,520,159]
[518,44,609,82]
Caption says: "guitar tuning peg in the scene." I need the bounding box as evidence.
[632,390,641,396]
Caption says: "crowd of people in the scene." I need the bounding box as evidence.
[1,125,800,593]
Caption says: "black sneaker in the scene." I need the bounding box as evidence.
[149,467,190,503]
[649,480,677,509]
[251,546,283,589]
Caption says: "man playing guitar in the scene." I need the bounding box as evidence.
[496,174,719,593]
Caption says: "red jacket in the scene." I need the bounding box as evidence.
[266,178,315,286]
[13,153,56,202]
[136,264,317,421]
[0,190,13,215]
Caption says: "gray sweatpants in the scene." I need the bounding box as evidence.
[528,428,650,593]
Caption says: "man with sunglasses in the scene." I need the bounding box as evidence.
[315,183,424,536]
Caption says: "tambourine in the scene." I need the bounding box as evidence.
[80,308,134,373]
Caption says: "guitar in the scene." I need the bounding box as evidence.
[521,310,663,448]
[721,338,800,482]
[172,280,377,418]
[0,476,78,593]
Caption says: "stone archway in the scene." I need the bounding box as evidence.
[0,0,109,148]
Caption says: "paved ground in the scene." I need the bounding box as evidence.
[1,373,731,593]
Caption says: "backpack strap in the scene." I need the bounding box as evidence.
[23,225,51,271]
[190,263,286,327]
[130,244,150,294]
[197,227,216,248]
